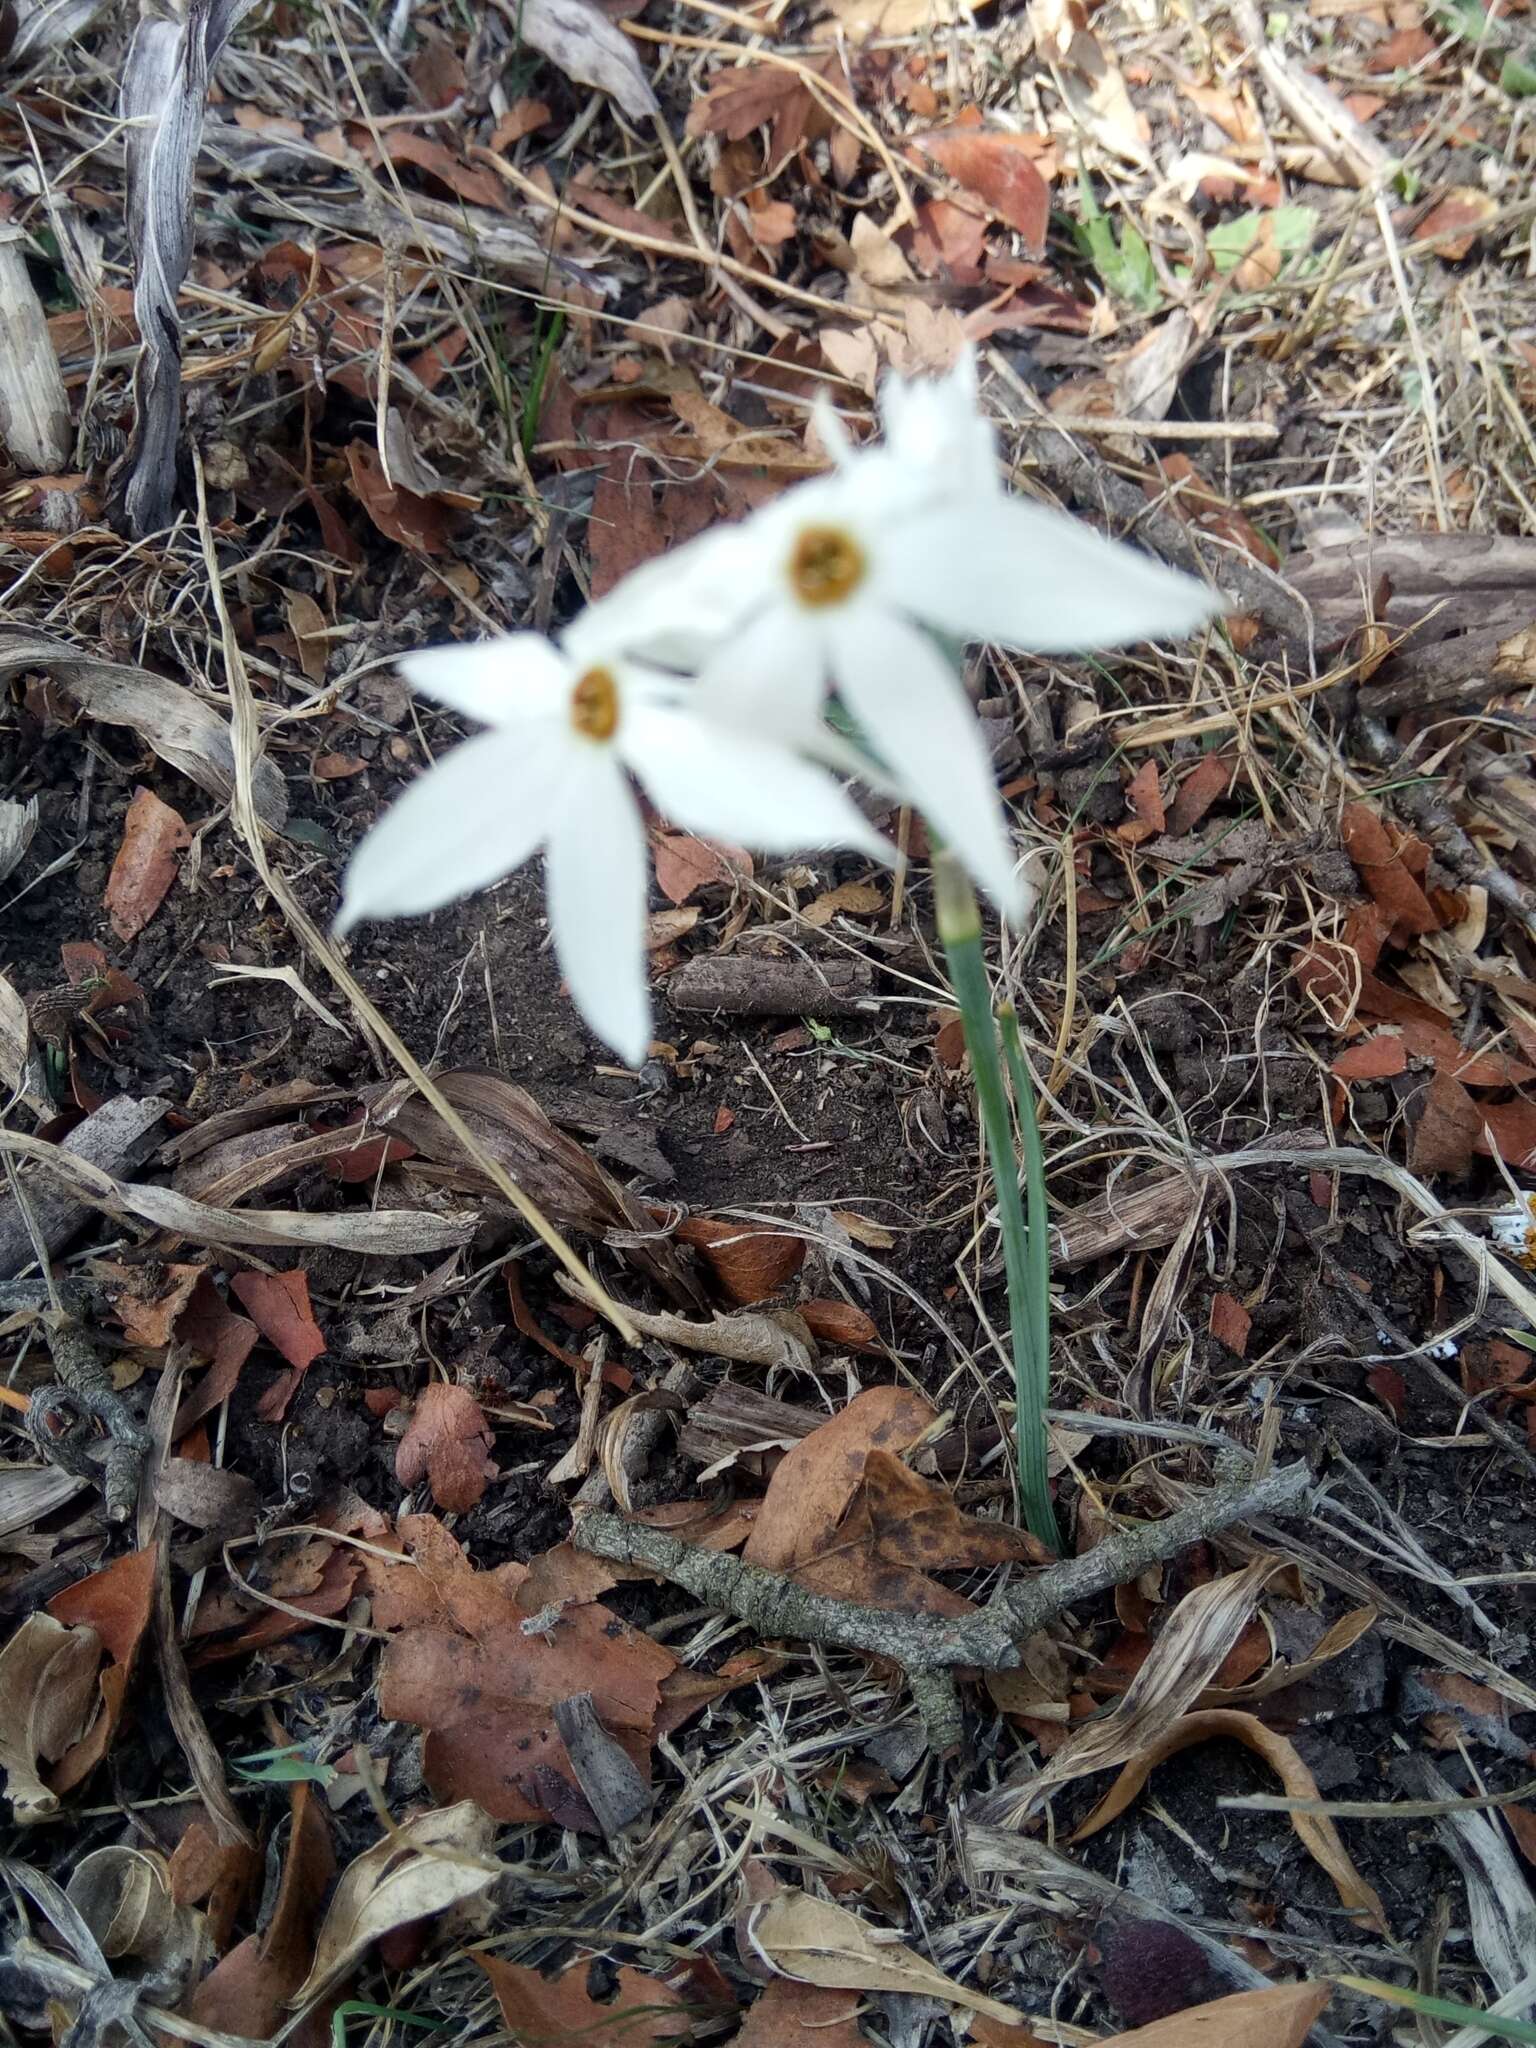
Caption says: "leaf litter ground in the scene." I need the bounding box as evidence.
[3,0,1536,2042]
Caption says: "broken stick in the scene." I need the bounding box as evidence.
[575,1461,1313,1748]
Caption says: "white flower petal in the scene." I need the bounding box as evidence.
[572,520,767,670]
[879,349,993,487]
[337,728,566,931]
[544,756,651,1067]
[694,602,830,744]
[398,633,571,727]
[827,607,1026,918]
[812,390,856,468]
[624,703,890,859]
[873,493,1221,652]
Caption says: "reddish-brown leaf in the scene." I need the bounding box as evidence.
[1208,1292,1251,1357]
[1393,1016,1535,1088]
[1340,804,1439,936]
[912,128,1051,255]
[736,1982,868,2048]
[1117,758,1166,845]
[675,1215,806,1304]
[372,1516,677,1828]
[1408,1071,1479,1177]
[104,787,191,941]
[1365,1365,1406,1420]
[96,1258,206,1346]
[1505,1804,1536,1867]
[477,1955,690,2048]
[59,941,144,1013]
[232,1269,326,1422]
[191,1782,334,2032]
[652,829,753,905]
[1154,456,1281,569]
[345,441,453,555]
[167,1820,259,1949]
[1411,185,1497,260]
[46,1544,158,1793]
[1330,1034,1408,1083]
[1165,753,1235,836]
[174,1276,260,1439]
[394,1383,498,1513]
[798,1299,881,1353]
[909,197,988,283]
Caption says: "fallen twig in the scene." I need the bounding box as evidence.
[574,1460,1313,1749]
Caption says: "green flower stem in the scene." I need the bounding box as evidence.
[932,847,1061,1553]
[999,1001,1052,1449]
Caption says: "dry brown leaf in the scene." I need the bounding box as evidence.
[284,591,329,685]
[232,1269,326,1422]
[395,1382,498,1512]
[191,1781,333,2033]
[1340,804,1439,936]
[0,1612,103,1822]
[1330,1034,1408,1083]
[797,1299,880,1352]
[1016,1559,1288,1819]
[674,1215,807,1305]
[1208,1292,1251,1356]
[96,1257,205,1346]
[478,1953,689,2045]
[1073,1708,1388,1936]
[743,1386,937,1574]
[1120,759,1165,842]
[104,787,192,941]
[373,1515,678,1828]
[735,1981,867,2048]
[153,1459,261,1539]
[295,1801,496,2006]
[515,0,657,119]
[747,1887,1022,2023]
[802,880,886,928]
[911,128,1051,255]
[1412,186,1498,261]
[1099,1982,1332,2048]
[1409,1070,1479,1178]
[652,830,753,905]
[46,1543,158,1793]
[829,1209,895,1249]
[345,440,452,555]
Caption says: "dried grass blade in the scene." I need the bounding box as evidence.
[121,0,258,534]
[0,229,71,472]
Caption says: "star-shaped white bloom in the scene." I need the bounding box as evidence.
[336,624,889,1066]
[596,352,1221,917]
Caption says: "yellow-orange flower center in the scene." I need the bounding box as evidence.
[570,666,620,742]
[789,524,865,609]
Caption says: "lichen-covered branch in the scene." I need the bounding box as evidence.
[998,1460,1313,1637]
[574,1461,1314,1685]
[573,1512,1023,1670]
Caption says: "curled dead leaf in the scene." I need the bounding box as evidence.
[0,1612,103,1822]
[746,1886,1023,2023]
[1072,1707,1388,1936]
[675,1214,807,1304]
[294,1801,497,2007]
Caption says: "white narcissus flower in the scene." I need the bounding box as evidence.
[594,351,1221,917]
[336,626,889,1067]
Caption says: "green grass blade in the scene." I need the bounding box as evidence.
[1336,1975,1536,2043]
[998,1004,1051,1436]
